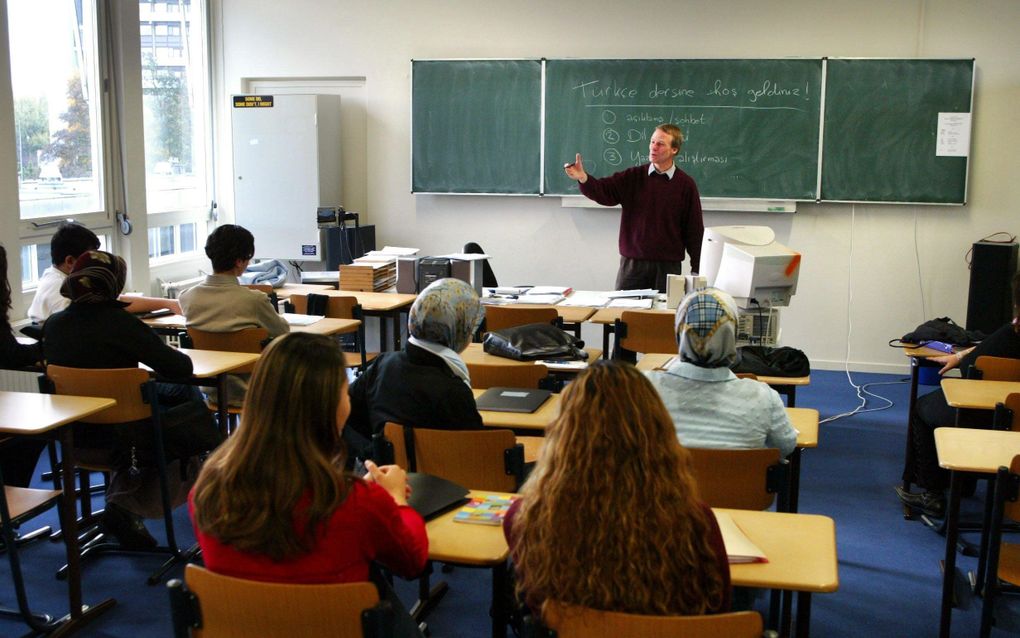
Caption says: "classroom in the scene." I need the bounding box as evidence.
[1,1,1019,636]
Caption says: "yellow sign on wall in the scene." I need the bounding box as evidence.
[232,95,274,108]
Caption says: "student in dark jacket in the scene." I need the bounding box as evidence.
[43,251,203,548]
[346,278,485,452]
[0,244,45,488]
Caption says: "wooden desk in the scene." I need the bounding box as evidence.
[141,349,260,428]
[462,343,602,367]
[941,378,1020,411]
[900,344,954,505]
[636,353,811,407]
[145,314,360,337]
[474,389,561,432]
[588,306,672,358]
[0,392,118,634]
[279,287,417,350]
[934,427,1020,638]
[274,282,335,298]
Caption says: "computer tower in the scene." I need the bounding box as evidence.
[966,241,1018,335]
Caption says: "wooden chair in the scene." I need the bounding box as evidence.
[288,292,374,368]
[44,365,194,584]
[974,355,1020,381]
[484,305,559,333]
[613,310,676,357]
[992,393,1020,432]
[736,372,760,380]
[186,327,268,375]
[980,454,1020,637]
[687,447,790,511]
[167,564,395,638]
[536,601,764,638]
[381,423,525,492]
[467,363,549,390]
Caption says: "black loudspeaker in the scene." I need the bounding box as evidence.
[324,224,376,268]
[966,241,1018,335]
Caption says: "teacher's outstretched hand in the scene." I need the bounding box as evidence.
[564,153,588,183]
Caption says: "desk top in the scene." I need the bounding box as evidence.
[902,344,952,358]
[279,285,417,312]
[426,490,512,565]
[0,391,116,435]
[941,378,1020,410]
[177,349,261,378]
[274,283,335,299]
[787,408,819,448]
[935,427,1020,473]
[722,508,839,593]
[462,343,602,367]
[588,306,673,325]
[145,314,359,337]
[636,353,811,388]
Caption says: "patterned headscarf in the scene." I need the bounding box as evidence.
[675,288,739,368]
[60,250,128,305]
[408,278,484,353]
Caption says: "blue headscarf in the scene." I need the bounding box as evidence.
[407,278,485,385]
[675,288,739,368]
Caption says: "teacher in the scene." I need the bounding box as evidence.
[564,124,704,292]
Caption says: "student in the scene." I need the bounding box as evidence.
[897,272,1020,518]
[179,224,289,338]
[190,332,428,585]
[27,221,179,323]
[504,360,731,617]
[346,278,485,451]
[646,288,797,457]
[0,244,45,488]
[43,251,211,549]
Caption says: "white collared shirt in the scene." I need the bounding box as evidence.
[648,163,677,180]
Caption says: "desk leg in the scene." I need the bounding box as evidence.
[217,373,229,435]
[973,476,997,596]
[378,315,390,353]
[491,560,509,638]
[787,386,797,408]
[59,429,83,617]
[902,358,921,516]
[795,592,812,638]
[601,325,611,360]
[939,471,963,638]
[789,447,802,513]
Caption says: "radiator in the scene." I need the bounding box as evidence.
[0,369,41,393]
[159,275,204,299]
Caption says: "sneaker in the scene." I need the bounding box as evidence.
[895,486,946,518]
[101,502,158,549]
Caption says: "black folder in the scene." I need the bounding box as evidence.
[406,473,470,521]
[474,387,552,413]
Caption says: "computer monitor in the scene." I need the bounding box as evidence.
[700,226,800,308]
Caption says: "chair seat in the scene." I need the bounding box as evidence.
[5,486,61,520]
[1000,541,1020,586]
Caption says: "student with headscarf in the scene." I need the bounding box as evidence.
[42,251,212,549]
[346,278,485,452]
[645,288,797,457]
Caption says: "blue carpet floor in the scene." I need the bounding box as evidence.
[2,370,1019,636]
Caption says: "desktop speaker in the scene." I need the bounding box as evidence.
[966,241,1018,335]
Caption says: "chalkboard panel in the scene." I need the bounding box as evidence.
[821,59,973,203]
[411,60,541,194]
[543,59,823,199]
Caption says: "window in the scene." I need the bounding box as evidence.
[20,234,109,288]
[9,0,104,220]
[141,0,210,262]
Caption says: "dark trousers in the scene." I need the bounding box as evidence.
[903,388,991,491]
[615,257,684,292]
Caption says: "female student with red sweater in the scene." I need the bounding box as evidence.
[190,332,427,584]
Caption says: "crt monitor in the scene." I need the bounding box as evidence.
[700,226,801,308]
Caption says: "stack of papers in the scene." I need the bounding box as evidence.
[282,313,324,326]
[526,286,573,296]
[714,511,768,564]
[606,288,659,299]
[340,259,396,291]
[558,291,610,307]
[362,246,419,258]
[608,298,654,309]
[515,294,564,305]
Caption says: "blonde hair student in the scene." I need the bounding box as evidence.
[504,360,731,617]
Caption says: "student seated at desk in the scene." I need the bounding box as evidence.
[0,243,45,488]
[27,221,179,324]
[43,251,217,549]
[897,272,1020,518]
[646,288,796,457]
[504,361,731,617]
[346,278,485,456]
[190,333,428,586]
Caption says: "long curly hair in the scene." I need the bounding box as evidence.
[510,360,725,615]
[192,332,354,561]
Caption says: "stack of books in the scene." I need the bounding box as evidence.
[339,258,396,291]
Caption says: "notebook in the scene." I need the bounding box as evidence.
[406,473,470,521]
[714,511,768,564]
[281,312,324,326]
[453,494,519,526]
[474,387,552,413]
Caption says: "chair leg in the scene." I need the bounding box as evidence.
[409,562,450,624]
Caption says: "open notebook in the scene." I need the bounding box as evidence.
[281,312,324,326]
[714,511,768,564]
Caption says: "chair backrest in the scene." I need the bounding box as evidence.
[169,564,385,638]
[687,447,788,511]
[1006,454,1020,524]
[186,327,269,375]
[993,393,1020,432]
[975,355,1020,381]
[288,293,358,319]
[735,373,759,380]
[467,363,549,389]
[616,310,676,355]
[242,284,273,295]
[382,422,523,492]
[540,601,763,638]
[485,305,559,333]
[45,365,152,424]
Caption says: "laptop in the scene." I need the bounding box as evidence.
[406,473,470,521]
[474,387,552,413]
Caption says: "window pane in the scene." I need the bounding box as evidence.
[20,245,32,287]
[141,0,210,214]
[180,222,197,253]
[158,225,175,256]
[148,227,159,258]
[9,0,104,220]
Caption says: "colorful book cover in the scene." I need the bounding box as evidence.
[453,495,519,526]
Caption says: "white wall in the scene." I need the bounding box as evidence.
[211,0,1020,373]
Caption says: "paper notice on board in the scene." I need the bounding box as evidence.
[936,113,971,157]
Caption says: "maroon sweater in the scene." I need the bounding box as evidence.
[579,164,704,271]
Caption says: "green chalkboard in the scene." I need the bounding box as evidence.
[821,59,973,203]
[543,59,823,199]
[411,60,541,194]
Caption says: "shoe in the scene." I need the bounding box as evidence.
[101,502,158,550]
[895,486,946,518]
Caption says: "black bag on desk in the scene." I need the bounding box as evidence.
[900,317,986,346]
[731,346,810,378]
[483,322,588,361]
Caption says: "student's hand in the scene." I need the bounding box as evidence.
[564,153,588,183]
[163,299,182,314]
[363,460,409,506]
[933,346,973,375]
